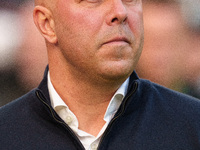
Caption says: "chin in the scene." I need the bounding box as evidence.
[97,60,136,81]
[100,67,133,82]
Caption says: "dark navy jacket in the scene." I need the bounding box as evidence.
[1,68,200,150]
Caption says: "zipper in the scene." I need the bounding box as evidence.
[35,90,85,150]
[97,81,138,150]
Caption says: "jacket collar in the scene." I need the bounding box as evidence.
[37,65,51,105]
[128,70,139,92]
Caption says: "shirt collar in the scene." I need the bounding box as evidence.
[47,71,129,122]
[104,77,129,122]
[47,71,68,110]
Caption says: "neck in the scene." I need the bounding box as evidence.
[48,55,127,136]
[47,48,126,106]
[47,43,131,135]
[49,66,122,136]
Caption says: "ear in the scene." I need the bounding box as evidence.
[33,6,57,44]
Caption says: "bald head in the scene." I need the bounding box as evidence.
[34,0,54,8]
[34,0,42,5]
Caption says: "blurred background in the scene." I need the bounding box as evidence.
[0,0,47,106]
[0,0,200,106]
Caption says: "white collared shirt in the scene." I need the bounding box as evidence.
[47,72,129,150]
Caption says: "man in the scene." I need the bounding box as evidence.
[0,0,200,149]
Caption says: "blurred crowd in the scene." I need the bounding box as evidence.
[136,0,200,98]
[0,0,200,106]
[0,0,47,106]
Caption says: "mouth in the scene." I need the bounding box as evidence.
[103,37,130,45]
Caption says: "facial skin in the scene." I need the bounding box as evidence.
[34,0,144,86]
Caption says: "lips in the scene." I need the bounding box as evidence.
[103,37,130,45]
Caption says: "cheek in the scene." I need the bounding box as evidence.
[128,12,144,58]
[59,4,102,34]
[57,8,102,49]
[128,5,144,35]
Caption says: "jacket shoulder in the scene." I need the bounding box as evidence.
[0,89,40,124]
[136,79,200,121]
[138,79,200,104]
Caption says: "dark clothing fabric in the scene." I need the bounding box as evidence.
[1,67,200,150]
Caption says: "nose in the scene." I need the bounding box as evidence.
[106,0,128,26]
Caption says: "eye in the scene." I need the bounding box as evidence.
[84,0,102,3]
[124,0,139,4]
[78,0,103,7]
